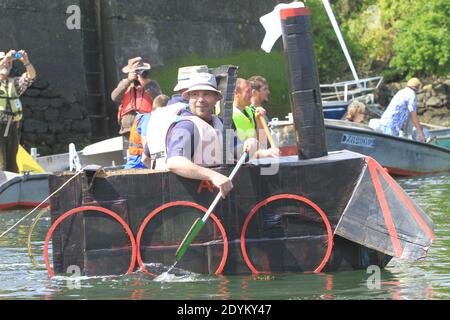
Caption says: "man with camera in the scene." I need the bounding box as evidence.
[111,57,161,145]
[0,49,36,173]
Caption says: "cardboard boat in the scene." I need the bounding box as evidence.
[45,6,434,277]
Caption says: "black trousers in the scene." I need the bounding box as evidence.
[0,121,19,173]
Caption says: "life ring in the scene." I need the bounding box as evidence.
[44,206,137,277]
[240,194,333,274]
[136,201,228,276]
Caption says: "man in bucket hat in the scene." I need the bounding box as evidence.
[0,49,36,172]
[111,57,161,144]
[167,65,209,105]
[379,77,426,142]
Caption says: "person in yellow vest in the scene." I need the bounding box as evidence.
[232,78,279,156]
[0,50,36,172]
[232,78,256,141]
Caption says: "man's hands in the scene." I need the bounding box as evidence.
[5,50,30,64]
[256,147,280,158]
[243,137,280,159]
[128,71,151,86]
[255,106,266,117]
[211,171,233,199]
[127,71,138,82]
[243,137,259,157]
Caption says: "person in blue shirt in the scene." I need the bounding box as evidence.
[124,94,169,169]
[379,78,426,142]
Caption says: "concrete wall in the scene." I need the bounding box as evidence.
[0,0,86,101]
[0,0,286,154]
[101,0,285,131]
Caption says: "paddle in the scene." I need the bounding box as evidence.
[257,114,277,148]
[170,150,248,272]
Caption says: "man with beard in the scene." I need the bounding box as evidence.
[0,50,36,172]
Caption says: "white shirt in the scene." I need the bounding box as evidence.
[380,87,417,133]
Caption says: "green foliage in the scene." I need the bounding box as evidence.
[337,0,449,79]
[389,1,450,77]
[151,0,449,119]
[151,51,291,118]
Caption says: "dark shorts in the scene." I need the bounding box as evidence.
[0,121,20,172]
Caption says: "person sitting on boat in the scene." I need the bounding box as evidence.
[0,50,36,173]
[111,57,161,146]
[379,77,426,142]
[125,94,169,169]
[144,73,278,197]
[167,65,209,106]
[232,78,258,141]
[232,78,279,155]
[248,75,277,147]
[345,101,366,123]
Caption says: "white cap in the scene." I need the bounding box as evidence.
[173,65,209,92]
[182,73,223,99]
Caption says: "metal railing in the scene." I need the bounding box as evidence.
[320,76,384,102]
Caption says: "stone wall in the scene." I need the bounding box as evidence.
[100,0,285,132]
[18,74,92,156]
[0,0,91,155]
[377,78,450,127]
[0,0,286,155]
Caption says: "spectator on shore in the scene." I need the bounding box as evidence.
[111,57,161,146]
[0,50,36,173]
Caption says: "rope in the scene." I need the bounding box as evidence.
[26,207,50,266]
[0,168,86,239]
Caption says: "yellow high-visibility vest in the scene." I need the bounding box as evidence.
[232,106,256,141]
[0,79,23,122]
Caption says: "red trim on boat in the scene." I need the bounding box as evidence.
[367,158,403,257]
[370,158,435,241]
[0,202,49,210]
[384,166,443,177]
[136,201,228,276]
[280,7,310,20]
[44,206,137,278]
[240,194,333,274]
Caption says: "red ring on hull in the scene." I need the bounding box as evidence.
[240,194,334,274]
[44,206,137,278]
[136,201,228,276]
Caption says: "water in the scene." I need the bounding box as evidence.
[0,174,448,300]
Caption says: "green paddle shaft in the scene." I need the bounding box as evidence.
[174,151,248,262]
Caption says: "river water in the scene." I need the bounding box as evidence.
[0,173,448,300]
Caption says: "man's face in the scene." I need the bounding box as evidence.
[0,62,11,77]
[255,84,270,103]
[187,90,219,122]
[238,81,252,107]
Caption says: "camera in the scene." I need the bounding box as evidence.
[14,52,22,60]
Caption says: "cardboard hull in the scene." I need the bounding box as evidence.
[46,150,433,276]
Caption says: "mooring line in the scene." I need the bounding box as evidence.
[0,168,86,239]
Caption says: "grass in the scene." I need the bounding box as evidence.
[150,50,291,119]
